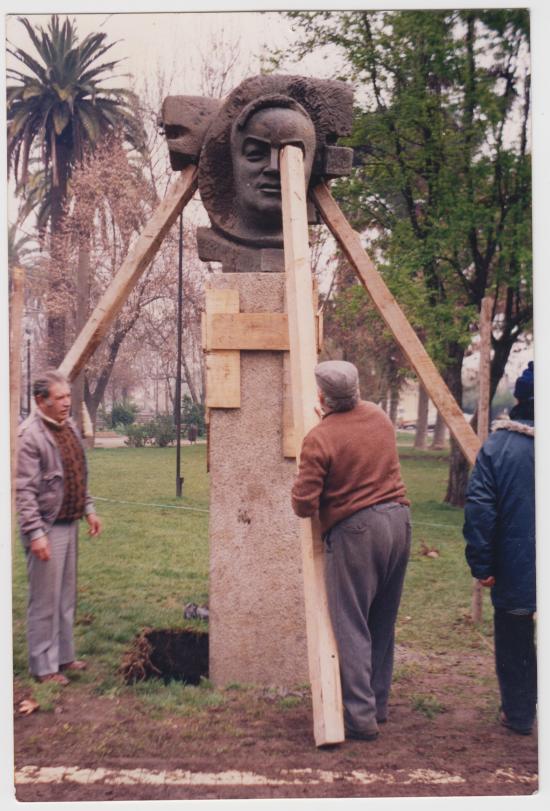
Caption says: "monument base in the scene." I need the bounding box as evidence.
[208,272,308,687]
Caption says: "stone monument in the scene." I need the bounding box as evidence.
[161,75,353,687]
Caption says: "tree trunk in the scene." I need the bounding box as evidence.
[181,350,200,405]
[71,240,90,438]
[389,384,400,426]
[414,384,429,449]
[48,138,71,367]
[430,410,447,449]
[445,438,470,507]
[443,345,469,506]
[84,324,132,432]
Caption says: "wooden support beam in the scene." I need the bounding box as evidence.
[59,166,198,381]
[281,145,345,747]
[311,182,481,467]
[207,312,289,351]
[471,296,493,623]
[205,311,323,353]
[477,297,493,445]
[203,288,241,408]
[282,353,296,458]
[10,267,25,521]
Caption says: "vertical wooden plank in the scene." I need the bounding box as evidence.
[471,296,493,623]
[204,287,240,408]
[59,166,198,381]
[9,268,25,521]
[477,297,493,444]
[311,182,481,467]
[282,353,296,458]
[281,145,345,747]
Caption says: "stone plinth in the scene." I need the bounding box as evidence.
[208,272,308,687]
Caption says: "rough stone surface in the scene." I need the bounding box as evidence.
[160,95,221,170]
[197,228,285,273]
[208,272,308,687]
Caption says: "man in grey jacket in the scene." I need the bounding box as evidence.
[16,369,102,685]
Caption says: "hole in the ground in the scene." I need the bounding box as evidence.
[119,627,209,685]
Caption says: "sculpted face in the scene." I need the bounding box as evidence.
[232,106,317,235]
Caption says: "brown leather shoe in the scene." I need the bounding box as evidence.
[36,672,70,686]
[60,660,88,672]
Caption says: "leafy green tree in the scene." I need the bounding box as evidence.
[280,10,532,503]
[321,258,410,422]
[7,14,144,363]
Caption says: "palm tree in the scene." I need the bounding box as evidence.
[7,14,143,231]
[8,222,37,272]
[7,15,144,363]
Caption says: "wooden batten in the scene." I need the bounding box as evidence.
[204,287,240,409]
[471,296,494,623]
[207,312,289,351]
[206,311,323,355]
[311,181,481,467]
[9,267,25,520]
[60,166,198,381]
[281,145,345,747]
[282,353,296,458]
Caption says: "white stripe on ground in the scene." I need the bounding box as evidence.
[15,765,537,788]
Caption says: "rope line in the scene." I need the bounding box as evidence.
[93,495,209,514]
[412,520,461,530]
[92,497,460,530]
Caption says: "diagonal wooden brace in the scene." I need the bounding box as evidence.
[59,166,198,381]
[311,182,481,467]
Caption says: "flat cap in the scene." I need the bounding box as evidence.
[314,360,359,400]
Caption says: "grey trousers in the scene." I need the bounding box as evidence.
[324,502,411,733]
[25,521,78,677]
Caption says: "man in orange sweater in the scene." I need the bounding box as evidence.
[292,360,410,741]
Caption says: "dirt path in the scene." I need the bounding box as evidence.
[12,643,538,802]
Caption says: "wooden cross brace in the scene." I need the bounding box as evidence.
[201,289,322,459]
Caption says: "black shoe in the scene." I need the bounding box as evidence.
[345,724,379,741]
[500,711,532,736]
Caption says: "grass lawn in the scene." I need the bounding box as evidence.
[12,442,493,701]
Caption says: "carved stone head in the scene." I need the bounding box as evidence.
[162,75,353,250]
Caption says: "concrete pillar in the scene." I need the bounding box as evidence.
[207,272,308,687]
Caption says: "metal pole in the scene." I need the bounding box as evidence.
[175,213,184,497]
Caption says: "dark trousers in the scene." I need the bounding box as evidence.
[494,608,537,731]
[324,502,411,733]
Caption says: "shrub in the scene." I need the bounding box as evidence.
[125,424,149,448]
[146,416,176,448]
[111,400,138,428]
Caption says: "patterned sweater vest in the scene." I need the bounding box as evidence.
[46,421,86,521]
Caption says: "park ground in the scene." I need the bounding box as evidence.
[10,439,538,802]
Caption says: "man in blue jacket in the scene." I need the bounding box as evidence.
[463,361,535,735]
